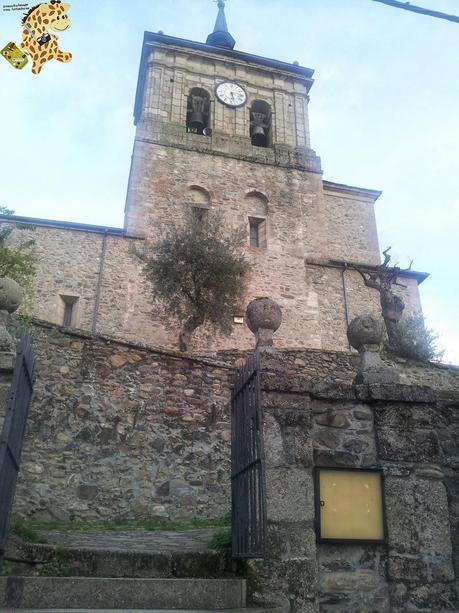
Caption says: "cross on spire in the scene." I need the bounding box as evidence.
[206,0,236,49]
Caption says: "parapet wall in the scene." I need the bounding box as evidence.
[14,321,233,522]
[211,346,459,394]
[13,320,459,538]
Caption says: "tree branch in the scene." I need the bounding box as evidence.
[349,264,381,290]
[381,246,392,265]
[372,0,459,24]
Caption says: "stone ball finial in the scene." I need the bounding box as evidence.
[0,277,23,314]
[246,297,282,334]
[347,314,384,352]
[246,297,282,349]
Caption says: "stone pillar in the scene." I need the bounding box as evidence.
[0,277,23,430]
[244,298,317,612]
[367,383,457,611]
[347,314,399,385]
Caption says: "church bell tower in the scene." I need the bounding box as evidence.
[124,2,395,351]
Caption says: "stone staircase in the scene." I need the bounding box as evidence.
[0,529,284,612]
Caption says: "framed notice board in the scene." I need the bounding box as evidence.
[314,467,387,544]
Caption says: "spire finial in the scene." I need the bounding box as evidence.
[206,0,236,50]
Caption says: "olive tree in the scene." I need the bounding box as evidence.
[386,313,444,362]
[138,209,250,352]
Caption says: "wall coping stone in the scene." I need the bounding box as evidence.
[27,318,234,371]
[356,383,438,404]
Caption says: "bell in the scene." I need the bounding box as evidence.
[251,124,267,147]
[189,111,205,131]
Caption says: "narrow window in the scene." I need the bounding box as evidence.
[192,206,208,222]
[186,88,211,135]
[249,217,267,249]
[63,302,73,327]
[60,295,78,327]
[250,100,272,148]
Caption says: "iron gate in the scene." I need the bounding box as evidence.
[0,335,35,562]
[231,351,267,558]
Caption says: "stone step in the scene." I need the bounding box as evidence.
[8,540,233,579]
[0,609,286,613]
[0,577,247,610]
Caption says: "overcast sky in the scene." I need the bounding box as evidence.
[0,0,457,362]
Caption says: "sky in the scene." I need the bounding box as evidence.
[0,0,458,362]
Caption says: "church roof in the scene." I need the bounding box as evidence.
[134,31,315,124]
[0,214,136,238]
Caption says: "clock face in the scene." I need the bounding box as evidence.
[215,81,247,108]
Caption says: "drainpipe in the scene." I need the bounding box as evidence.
[341,262,352,350]
[92,230,108,332]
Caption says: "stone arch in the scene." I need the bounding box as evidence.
[249,100,273,148]
[186,87,211,135]
[187,185,212,208]
[244,191,269,249]
[244,190,269,217]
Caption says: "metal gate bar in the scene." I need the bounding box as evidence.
[0,335,35,562]
[231,352,267,558]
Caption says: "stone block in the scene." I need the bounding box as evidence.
[389,581,457,611]
[376,427,440,463]
[359,383,437,403]
[265,468,314,523]
[385,476,454,580]
[374,404,441,430]
[320,570,380,592]
[246,557,318,609]
[267,521,316,558]
[388,553,454,582]
[314,410,351,429]
[313,450,358,468]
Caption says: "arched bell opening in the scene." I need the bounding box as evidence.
[186,88,211,135]
[250,100,272,148]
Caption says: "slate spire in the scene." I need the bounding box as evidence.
[206,0,236,50]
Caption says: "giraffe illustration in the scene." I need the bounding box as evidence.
[20,0,72,75]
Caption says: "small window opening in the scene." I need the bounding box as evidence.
[249,217,267,249]
[192,206,208,222]
[250,100,272,148]
[186,88,210,135]
[61,295,78,327]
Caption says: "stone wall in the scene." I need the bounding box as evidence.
[7,319,459,611]
[245,351,459,613]
[5,192,423,355]
[14,321,233,522]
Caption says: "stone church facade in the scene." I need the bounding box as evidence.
[1,8,427,353]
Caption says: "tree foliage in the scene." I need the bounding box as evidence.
[0,206,35,288]
[138,209,250,352]
[386,313,444,363]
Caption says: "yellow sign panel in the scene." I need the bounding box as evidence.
[318,469,385,541]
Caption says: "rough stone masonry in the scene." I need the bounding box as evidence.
[6,316,458,612]
[0,24,427,353]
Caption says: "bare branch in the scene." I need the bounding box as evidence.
[349,264,380,290]
[382,246,392,268]
[372,0,459,24]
